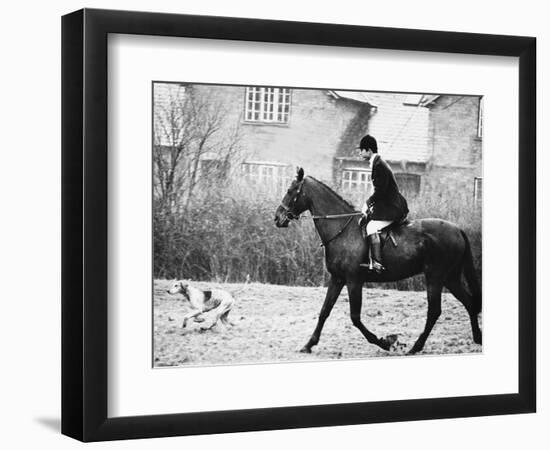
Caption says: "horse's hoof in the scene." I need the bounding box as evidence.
[299,346,312,354]
[474,333,482,345]
[379,335,398,351]
[378,341,391,351]
[385,334,399,348]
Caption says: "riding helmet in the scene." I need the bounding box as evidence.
[359,135,378,153]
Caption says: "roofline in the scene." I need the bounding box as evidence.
[335,156,429,164]
[420,94,441,106]
[327,90,377,107]
[243,160,290,167]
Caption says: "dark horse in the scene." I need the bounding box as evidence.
[274,168,482,354]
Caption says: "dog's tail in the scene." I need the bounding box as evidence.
[232,274,250,296]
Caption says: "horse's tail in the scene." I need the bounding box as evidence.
[460,230,482,314]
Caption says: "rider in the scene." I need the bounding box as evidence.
[357,135,409,273]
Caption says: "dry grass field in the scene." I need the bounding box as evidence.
[153,280,482,367]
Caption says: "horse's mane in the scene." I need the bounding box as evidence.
[306,176,357,211]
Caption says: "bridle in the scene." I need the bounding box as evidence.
[278,179,363,246]
[278,179,305,221]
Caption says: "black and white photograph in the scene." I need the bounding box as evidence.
[1,0,545,448]
[152,83,483,367]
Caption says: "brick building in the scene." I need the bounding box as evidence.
[422,95,483,205]
[153,82,482,205]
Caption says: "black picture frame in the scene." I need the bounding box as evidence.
[62,8,536,442]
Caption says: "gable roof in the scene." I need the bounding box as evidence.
[364,93,430,163]
[329,90,377,106]
[329,90,431,163]
[419,94,441,106]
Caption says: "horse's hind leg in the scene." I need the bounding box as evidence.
[445,276,482,345]
[300,276,345,353]
[347,280,394,351]
[409,277,443,354]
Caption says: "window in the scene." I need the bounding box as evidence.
[197,152,229,179]
[341,169,371,194]
[474,177,482,206]
[477,97,484,138]
[241,161,292,194]
[395,173,421,197]
[199,158,228,178]
[245,87,291,123]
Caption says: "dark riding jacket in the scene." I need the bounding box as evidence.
[366,155,409,221]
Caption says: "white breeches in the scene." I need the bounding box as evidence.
[366,220,393,236]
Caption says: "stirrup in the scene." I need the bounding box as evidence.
[370,260,386,273]
[360,260,386,273]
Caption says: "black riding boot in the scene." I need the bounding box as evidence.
[366,233,386,273]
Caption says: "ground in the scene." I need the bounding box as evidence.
[153,280,482,367]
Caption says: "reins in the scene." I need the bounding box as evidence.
[278,177,363,246]
[313,214,359,247]
[311,212,362,220]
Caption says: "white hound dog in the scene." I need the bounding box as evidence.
[167,279,248,330]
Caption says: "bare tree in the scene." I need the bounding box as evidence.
[153,84,243,214]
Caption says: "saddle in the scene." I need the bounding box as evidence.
[362,217,409,249]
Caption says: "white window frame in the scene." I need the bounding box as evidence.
[241,161,291,194]
[341,168,372,193]
[198,158,226,177]
[477,97,484,138]
[474,177,483,205]
[245,87,291,123]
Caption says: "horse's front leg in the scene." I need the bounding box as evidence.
[347,280,395,351]
[300,276,345,353]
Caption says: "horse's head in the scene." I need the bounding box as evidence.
[274,167,308,228]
